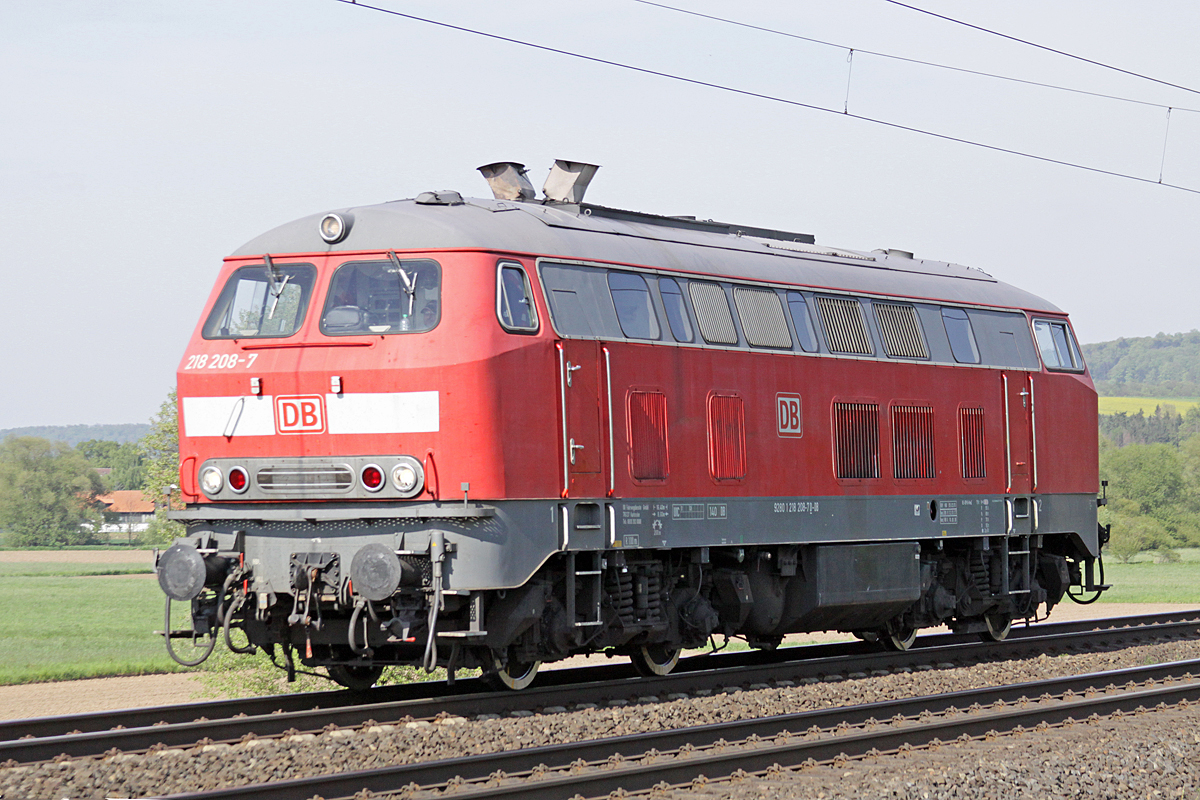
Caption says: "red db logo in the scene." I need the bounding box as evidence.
[275,395,326,434]
[776,393,802,438]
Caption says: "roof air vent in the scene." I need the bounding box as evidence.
[884,248,914,259]
[543,159,599,204]
[477,162,536,201]
[415,190,464,205]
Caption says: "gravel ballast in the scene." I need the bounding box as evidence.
[669,706,1200,799]
[5,637,1200,799]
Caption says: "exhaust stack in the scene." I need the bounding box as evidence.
[477,162,536,201]
[542,159,599,203]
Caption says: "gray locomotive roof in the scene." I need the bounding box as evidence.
[231,195,1062,313]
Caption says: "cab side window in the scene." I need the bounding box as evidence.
[497,263,538,332]
[1033,319,1084,371]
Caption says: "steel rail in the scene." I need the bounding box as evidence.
[159,658,1200,800]
[3,610,1196,764]
[4,609,1193,745]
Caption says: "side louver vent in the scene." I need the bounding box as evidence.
[708,394,746,481]
[875,302,929,359]
[817,296,873,355]
[733,287,792,349]
[960,407,986,479]
[628,391,669,481]
[892,405,936,479]
[689,281,739,345]
[834,402,879,479]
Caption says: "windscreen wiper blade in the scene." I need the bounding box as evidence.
[262,254,290,320]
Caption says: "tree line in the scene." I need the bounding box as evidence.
[0,393,179,548]
[1100,404,1200,448]
[1098,402,1200,561]
[1083,330,1200,398]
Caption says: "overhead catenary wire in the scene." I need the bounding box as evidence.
[332,0,1200,196]
[631,0,1200,115]
[882,0,1200,98]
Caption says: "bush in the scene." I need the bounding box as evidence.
[140,511,184,546]
[1104,518,1144,564]
[1103,510,1178,563]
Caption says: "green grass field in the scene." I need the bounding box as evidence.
[1096,547,1200,604]
[1098,396,1200,416]
[0,575,184,685]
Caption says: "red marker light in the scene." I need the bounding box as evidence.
[361,465,384,491]
[228,467,248,493]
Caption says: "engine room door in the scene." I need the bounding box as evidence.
[1002,371,1035,495]
[559,339,606,498]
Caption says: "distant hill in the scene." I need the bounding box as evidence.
[1083,331,1200,398]
[0,424,150,447]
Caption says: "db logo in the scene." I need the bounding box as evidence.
[776,393,802,438]
[275,395,326,434]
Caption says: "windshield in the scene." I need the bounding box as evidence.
[202,263,316,339]
[321,258,441,335]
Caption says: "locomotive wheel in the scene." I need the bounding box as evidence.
[328,664,385,692]
[630,644,681,677]
[980,612,1013,642]
[487,657,541,690]
[881,626,918,651]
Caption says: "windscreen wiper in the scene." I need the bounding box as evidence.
[387,250,416,319]
[263,254,290,320]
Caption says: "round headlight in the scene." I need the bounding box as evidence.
[361,464,384,492]
[227,466,249,493]
[391,457,424,497]
[318,212,352,244]
[199,466,224,496]
[393,464,417,492]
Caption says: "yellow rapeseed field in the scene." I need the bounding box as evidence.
[1098,397,1200,416]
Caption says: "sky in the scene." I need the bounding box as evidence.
[4,0,1200,429]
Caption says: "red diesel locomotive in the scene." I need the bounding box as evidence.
[156,160,1107,689]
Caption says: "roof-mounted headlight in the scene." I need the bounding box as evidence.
[318,212,353,244]
[391,457,424,498]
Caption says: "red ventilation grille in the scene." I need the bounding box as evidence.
[959,407,986,479]
[834,403,879,479]
[708,394,746,481]
[892,405,936,479]
[627,391,669,481]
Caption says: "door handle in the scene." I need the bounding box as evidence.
[566,361,582,387]
[569,438,585,465]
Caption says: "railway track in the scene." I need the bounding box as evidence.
[159,657,1200,800]
[2,610,1197,766]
